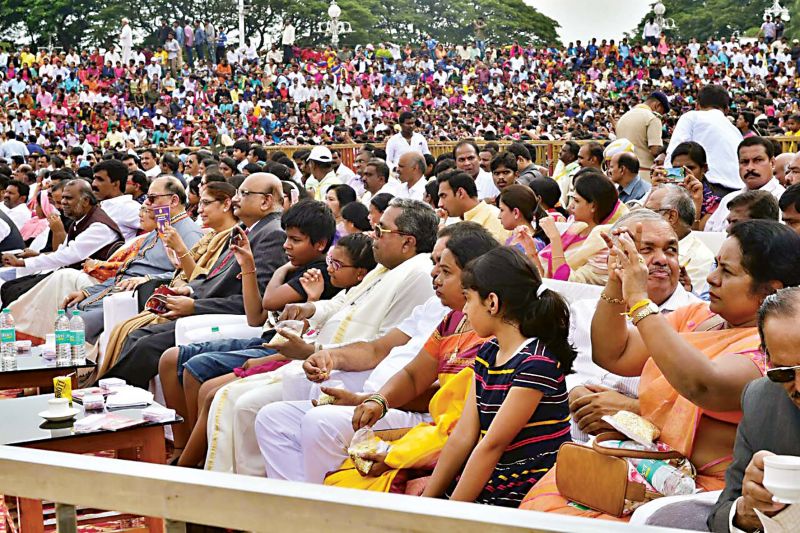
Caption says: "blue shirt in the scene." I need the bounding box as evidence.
[618,175,651,204]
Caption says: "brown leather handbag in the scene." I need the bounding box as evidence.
[555,431,685,517]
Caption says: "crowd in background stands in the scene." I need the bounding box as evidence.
[2,23,800,533]
[1,29,800,153]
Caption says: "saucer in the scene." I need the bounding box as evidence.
[38,407,80,422]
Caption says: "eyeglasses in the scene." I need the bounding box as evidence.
[766,364,800,383]
[236,188,272,198]
[373,225,412,239]
[326,255,357,272]
[145,193,175,203]
[199,199,221,207]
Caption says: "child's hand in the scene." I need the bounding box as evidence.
[299,268,325,301]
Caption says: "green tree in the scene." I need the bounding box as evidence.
[0,0,559,50]
[634,0,776,41]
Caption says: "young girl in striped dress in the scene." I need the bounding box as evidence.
[422,246,577,507]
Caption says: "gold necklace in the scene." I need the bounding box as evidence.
[447,315,472,364]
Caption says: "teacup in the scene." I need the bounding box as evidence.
[763,455,800,503]
[47,397,72,417]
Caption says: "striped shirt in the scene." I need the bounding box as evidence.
[471,337,571,507]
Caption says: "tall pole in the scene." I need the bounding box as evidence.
[238,0,245,48]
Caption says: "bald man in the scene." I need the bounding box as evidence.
[774,152,794,187]
[396,151,427,201]
[101,173,289,389]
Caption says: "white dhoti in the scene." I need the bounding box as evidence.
[204,361,308,476]
[10,269,98,339]
[255,401,429,483]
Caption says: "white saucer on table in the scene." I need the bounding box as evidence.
[38,407,80,422]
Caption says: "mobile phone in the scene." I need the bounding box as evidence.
[665,167,685,182]
[230,227,244,247]
[290,188,299,205]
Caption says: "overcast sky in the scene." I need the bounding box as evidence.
[531,0,654,44]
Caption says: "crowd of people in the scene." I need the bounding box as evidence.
[1,23,800,533]
[2,22,800,152]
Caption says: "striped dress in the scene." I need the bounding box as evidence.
[472,337,571,507]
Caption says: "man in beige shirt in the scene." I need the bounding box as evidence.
[436,169,509,242]
[615,92,669,180]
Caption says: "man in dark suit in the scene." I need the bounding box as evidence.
[100,173,287,388]
[645,287,800,531]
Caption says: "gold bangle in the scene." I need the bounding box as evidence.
[241,269,256,276]
[178,250,191,259]
[600,292,625,305]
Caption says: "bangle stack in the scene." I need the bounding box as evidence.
[364,393,389,419]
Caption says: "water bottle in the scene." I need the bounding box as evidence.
[598,440,695,496]
[69,310,86,364]
[1,308,17,371]
[629,458,696,496]
[55,309,72,366]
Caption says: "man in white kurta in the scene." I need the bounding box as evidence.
[120,18,133,66]
[204,200,438,475]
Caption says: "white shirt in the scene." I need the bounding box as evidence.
[679,231,716,296]
[665,109,744,191]
[0,139,30,159]
[281,25,295,46]
[334,163,357,186]
[475,168,500,201]
[144,166,161,179]
[363,296,449,392]
[385,132,430,169]
[360,179,402,207]
[704,178,785,233]
[120,24,133,47]
[101,194,142,241]
[0,217,11,244]
[22,219,120,273]
[4,203,31,230]
[396,177,427,202]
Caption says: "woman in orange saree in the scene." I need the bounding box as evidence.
[520,220,800,520]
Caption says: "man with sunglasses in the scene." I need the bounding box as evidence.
[100,173,287,389]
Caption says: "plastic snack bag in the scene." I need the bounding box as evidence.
[602,410,660,447]
[347,427,390,476]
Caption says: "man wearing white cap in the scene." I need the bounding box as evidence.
[307,146,340,201]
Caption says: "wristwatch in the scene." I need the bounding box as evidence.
[631,302,659,326]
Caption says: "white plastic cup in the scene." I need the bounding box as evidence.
[763,455,800,503]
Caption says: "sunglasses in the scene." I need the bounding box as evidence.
[373,225,411,239]
[766,364,800,384]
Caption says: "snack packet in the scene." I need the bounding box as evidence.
[53,376,72,403]
[347,427,390,476]
[602,410,660,447]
